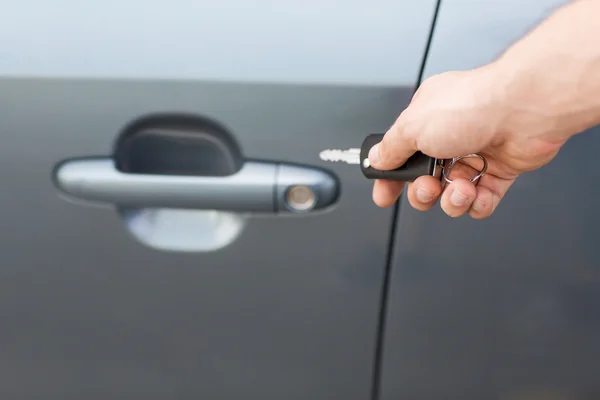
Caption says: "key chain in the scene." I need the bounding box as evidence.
[440,153,487,184]
[359,134,488,184]
[319,133,488,184]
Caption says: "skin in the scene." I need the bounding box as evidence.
[369,0,600,219]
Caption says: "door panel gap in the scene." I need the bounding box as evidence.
[369,1,443,399]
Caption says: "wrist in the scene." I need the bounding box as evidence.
[487,1,600,143]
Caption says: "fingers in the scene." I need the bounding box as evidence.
[440,178,478,218]
[372,159,516,219]
[372,176,442,209]
[447,158,515,218]
[373,175,478,218]
[372,179,405,208]
[406,176,443,211]
[468,186,498,219]
[370,146,517,219]
[367,117,418,171]
[468,175,515,219]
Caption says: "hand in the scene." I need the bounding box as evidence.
[368,63,568,219]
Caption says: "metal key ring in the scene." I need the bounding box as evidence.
[442,153,488,184]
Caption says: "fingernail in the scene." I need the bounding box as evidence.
[368,144,380,165]
[471,198,484,211]
[450,190,469,206]
[416,186,435,202]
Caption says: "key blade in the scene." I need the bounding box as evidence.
[319,148,361,164]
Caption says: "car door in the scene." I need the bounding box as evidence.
[0,1,438,398]
[379,0,600,398]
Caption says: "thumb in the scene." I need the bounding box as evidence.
[368,122,418,171]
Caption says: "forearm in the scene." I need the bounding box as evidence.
[490,0,600,142]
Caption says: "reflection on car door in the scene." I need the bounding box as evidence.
[0,1,437,398]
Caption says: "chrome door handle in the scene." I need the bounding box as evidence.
[54,158,339,213]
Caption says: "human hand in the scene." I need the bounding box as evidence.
[368,63,568,219]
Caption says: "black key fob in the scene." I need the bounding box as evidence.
[359,134,438,181]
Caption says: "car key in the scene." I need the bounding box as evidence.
[319,133,488,184]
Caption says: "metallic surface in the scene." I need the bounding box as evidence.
[0,80,405,400]
[284,185,316,212]
[55,159,278,212]
[2,1,436,86]
[318,148,362,165]
[275,164,339,213]
[0,0,437,397]
[442,154,488,184]
[381,0,600,399]
[55,159,338,214]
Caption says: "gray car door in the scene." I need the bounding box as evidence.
[380,0,600,398]
[0,1,437,398]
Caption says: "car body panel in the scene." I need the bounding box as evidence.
[0,1,437,398]
[380,0,600,398]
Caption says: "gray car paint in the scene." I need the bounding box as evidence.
[381,0,600,399]
[0,1,437,398]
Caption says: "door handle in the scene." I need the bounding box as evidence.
[54,158,339,213]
